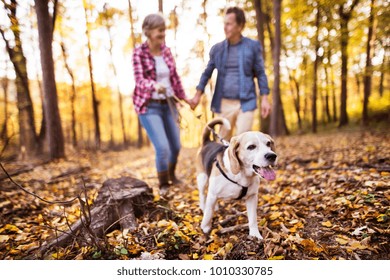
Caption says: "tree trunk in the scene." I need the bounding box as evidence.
[378,53,385,97]
[83,0,101,149]
[312,8,320,133]
[254,0,266,63]
[362,0,375,125]
[34,0,65,160]
[324,67,331,123]
[102,5,128,146]
[0,1,38,159]
[339,12,349,127]
[270,0,288,137]
[60,38,77,148]
[128,0,144,147]
[327,49,337,122]
[253,0,270,133]
[1,76,8,142]
[288,72,302,130]
[338,0,361,127]
[29,4,47,151]
[158,0,163,13]
[39,177,154,253]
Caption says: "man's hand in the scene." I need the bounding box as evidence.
[188,90,202,110]
[260,95,271,118]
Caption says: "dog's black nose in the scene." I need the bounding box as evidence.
[265,153,277,162]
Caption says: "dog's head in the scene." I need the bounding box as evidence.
[227,131,277,180]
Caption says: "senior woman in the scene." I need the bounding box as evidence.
[132,13,192,196]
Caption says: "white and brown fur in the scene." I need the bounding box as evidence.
[196,118,277,239]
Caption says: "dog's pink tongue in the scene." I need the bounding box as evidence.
[260,168,276,181]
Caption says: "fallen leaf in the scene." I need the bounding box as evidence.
[203,254,214,260]
[269,212,282,221]
[0,235,10,242]
[268,255,284,260]
[321,221,332,228]
[335,235,349,245]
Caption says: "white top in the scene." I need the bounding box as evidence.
[151,56,173,100]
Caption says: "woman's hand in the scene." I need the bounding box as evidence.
[155,83,166,95]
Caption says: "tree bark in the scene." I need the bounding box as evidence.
[83,0,101,149]
[34,0,65,159]
[103,5,128,146]
[39,177,154,253]
[312,7,321,133]
[59,37,77,148]
[270,0,288,136]
[362,0,375,125]
[338,0,361,127]
[324,67,331,123]
[1,0,38,159]
[128,0,144,147]
[253,0,270,133]
[1,76,8,142]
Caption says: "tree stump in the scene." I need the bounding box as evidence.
[39,176,154,254]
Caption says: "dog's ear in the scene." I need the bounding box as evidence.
[228,136,241,175]
[265,134,276,152]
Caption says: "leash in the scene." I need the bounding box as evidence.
[169,95,230,147]
[170,95,247,199]
[215,159,249,200]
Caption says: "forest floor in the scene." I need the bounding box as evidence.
[0,127,389,260]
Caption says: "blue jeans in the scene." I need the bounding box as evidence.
[139,102,181,172]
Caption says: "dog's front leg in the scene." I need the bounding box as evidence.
[201,194,217,234]
[197,173,208,211]
[246,193,263,239]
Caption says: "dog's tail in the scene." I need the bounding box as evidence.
[202,117,231,144]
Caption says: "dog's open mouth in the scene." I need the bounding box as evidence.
[253,165,276,181]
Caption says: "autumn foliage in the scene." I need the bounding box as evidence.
[0,129,389,260]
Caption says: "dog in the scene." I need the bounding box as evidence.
[196,118,277,239]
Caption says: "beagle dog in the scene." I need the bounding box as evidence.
[196,118,277,239]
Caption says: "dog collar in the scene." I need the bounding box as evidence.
[215,160,248,200]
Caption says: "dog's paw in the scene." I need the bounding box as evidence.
[201,224,212,235]
[249,230,263,240]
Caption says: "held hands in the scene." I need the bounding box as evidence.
[186,90,202,110]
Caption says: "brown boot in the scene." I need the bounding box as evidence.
[158,170,170,197]
[168,162,182,185]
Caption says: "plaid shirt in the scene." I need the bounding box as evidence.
[132,42,186,114]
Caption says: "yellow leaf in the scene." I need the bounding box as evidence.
[347,240,367,250]
[269,212,282,221]
[207,242,220,253]
[157,220,170,228]
[192,253,199,259]
[268,255,284,260]
[203,254,214,260]
[301,239,323,253]
[321,221,332,228]
[376,214,388,223]
[1,224,21,233]
[225,242,233,252]
[335,235,349,245]
[155,241,164,248]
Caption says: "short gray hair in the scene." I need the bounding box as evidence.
[142,13,166,37]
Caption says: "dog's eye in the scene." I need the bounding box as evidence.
[247,144,256,150]
[266,141,272,147]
